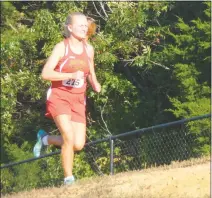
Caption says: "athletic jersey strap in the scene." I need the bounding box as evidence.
[84,43,92,70]
[64,39,69,57]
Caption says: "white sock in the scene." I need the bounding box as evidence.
[64,175,74,182]
[42,135,49,145]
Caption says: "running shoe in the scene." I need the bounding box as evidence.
[33,129,48,157]
[64,176,75,185]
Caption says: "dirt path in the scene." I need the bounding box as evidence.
[3,160,210,198]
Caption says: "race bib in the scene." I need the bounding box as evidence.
[62,79,84,88]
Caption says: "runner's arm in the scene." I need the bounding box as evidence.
[41,42,82,81]
[87,45,101,92]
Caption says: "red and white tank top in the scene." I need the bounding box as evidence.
[51,39,90,94]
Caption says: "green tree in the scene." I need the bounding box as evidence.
[1,1,210,194]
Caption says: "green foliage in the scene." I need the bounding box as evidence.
[73,151,96,179]
[1,1,210,194]
[163,3,211,156]
[1,144,41,193]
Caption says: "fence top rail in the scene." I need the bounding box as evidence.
[112,113,211,139]
[1,113,211,169]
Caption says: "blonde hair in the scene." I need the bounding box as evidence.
[87,17,97,39]
[63,12,86,38]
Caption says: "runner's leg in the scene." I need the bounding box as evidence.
[53,114,74,178]
[72,121,86,151]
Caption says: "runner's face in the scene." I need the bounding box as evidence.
[70,15,88,39]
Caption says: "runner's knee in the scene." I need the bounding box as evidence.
[62,136,74,146]
[74,140,85,151]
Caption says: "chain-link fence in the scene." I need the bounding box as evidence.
[85,114,210,175]
[1,114,211,194]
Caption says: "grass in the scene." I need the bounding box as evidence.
[2,156,210,198]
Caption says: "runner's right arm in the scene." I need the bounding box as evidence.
[41,42,83,81]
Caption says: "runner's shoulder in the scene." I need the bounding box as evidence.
[53,41,65,56]
[54,41,66,50]
[86,43,94,57]
[86,43,94,51]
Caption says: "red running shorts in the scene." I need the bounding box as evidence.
[45,88,86,124]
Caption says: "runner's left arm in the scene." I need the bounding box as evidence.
[87,45,101,93]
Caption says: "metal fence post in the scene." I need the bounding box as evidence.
[110,137,114,175]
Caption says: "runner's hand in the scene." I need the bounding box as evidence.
[70,71,84,79]
[93,82,101,93]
